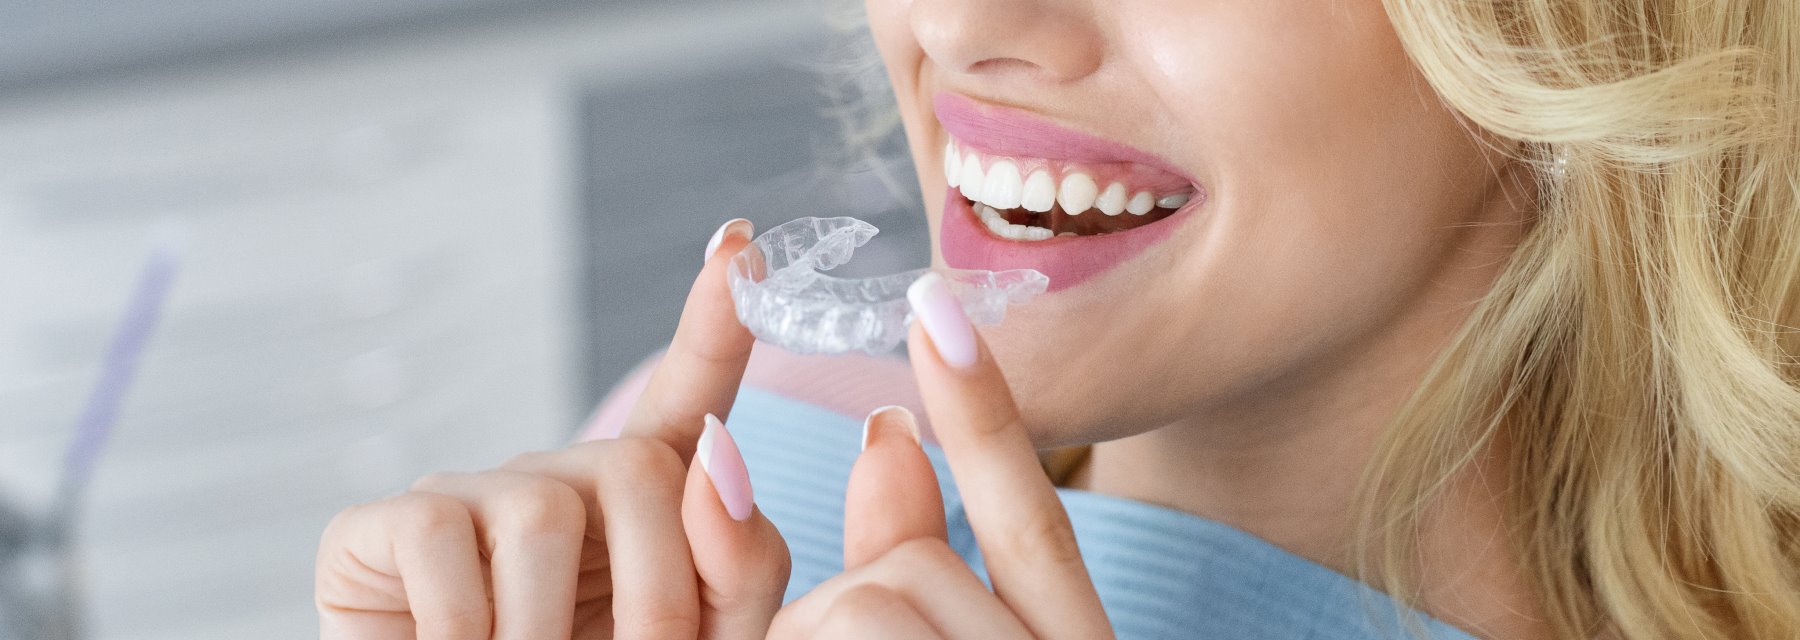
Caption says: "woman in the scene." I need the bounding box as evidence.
[315,0,1800,638]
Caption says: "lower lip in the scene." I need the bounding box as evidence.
[938,189,1191,293]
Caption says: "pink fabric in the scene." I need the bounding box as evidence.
[580,350,662,441]
[579,344,933,444]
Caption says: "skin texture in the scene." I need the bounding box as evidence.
[315,223,1121,639]
[317,0,1558,637]
[867,0,1548,636]
[315,227,794,640]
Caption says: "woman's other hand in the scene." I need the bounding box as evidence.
[770,273,1114,639]
[314,220,791,640]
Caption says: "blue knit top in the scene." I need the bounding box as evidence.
[727,386,1478,640]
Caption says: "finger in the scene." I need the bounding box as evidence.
[316,493,490,640]
[843,406,946,569]
[903,272,1111,639]
[503,438,701,639]
[620,218,758,459]
[771,538,1027,639]
[410,471,585,640]
[683,414,792,639]
[810,584,944,640]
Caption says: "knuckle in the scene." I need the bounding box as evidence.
[497,448,551,472]
[320,503,366,539]
[888,537,964,574]
[482,472,584,535]
[597,437,687,489]
[317,512,365,562]
[972,415,1029,442]
[999,510,1085,568]
[825,583,911,626]
[385,492,473,540]
[709,533,793,612]
[767,608,799,637]
[407,471,464,492]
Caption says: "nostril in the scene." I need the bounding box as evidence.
[968,57,1045,76]
[911,0,1102,82]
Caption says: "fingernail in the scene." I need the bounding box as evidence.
[703,218,754,263]
[906,272,978,368]
[697,413,755,521]
[861,405,921,451]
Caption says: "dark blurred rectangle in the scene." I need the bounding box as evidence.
[0,0,695,89]
[576,36,926,410]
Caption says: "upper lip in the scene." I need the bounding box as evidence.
[931,91,1199,187]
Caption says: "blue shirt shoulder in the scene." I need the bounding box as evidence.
[725,386,1478,640]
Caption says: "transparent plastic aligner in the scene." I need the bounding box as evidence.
[728,216,1048,355]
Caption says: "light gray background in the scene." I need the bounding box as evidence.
[0,2,924,637]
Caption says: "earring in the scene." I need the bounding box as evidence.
[1548,145,1570,180]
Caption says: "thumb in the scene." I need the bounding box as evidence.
[683,414,792,640]
[843,405,947,569]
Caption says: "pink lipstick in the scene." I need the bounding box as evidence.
[933,92,1204,292]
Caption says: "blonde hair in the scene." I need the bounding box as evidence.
[830,0,1800,636]
[1361,0,1800,638]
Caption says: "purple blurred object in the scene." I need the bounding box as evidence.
[53,240,180,527]
[1,227,181,640]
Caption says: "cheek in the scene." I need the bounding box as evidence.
[1135,1,1492,325]
[993,2,1502,439]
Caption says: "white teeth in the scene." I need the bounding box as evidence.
[1126,190,1155,215]
[980,160,1023,210]
[975,203,1053,241]
[958,153,985,202]
[1096,182,1128,216]
[1020,170,1056,213]
[944,142,961,187]
[980,205,1008,233]
[948,137,1194,219]
[1057,172,1098,216]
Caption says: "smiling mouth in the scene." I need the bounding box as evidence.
[944,135,1195,242]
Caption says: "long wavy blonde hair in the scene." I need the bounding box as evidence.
[832,0,1800,637]
[1359,0,1800,637]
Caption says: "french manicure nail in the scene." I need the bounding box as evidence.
[697,413,755,521]
[861,405,922,451]
[703,218,754,263]
[906,272,978,368]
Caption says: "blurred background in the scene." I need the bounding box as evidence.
[0,1,924,637]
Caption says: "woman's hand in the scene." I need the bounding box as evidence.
[314,220,791,639]
[769,274,1115,639]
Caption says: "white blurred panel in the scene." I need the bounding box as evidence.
[0,1,822,637]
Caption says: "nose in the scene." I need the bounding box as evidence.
[909,0,1103,82]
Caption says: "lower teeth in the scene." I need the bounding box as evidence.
[976,204,1054,242]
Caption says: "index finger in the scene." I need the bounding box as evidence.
[619,218,758,460]
[902,273,1112,639]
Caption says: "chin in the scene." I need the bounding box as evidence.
[976,318,1171,449]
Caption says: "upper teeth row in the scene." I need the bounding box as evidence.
[944,139,1192,217]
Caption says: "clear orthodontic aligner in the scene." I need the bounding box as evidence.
[727,216,1048,355]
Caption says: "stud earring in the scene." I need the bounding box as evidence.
[1548,145,1570,180]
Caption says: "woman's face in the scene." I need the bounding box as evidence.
[868,0,1528,445]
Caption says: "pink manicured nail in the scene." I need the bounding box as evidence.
[906,272,978,368]
[861,405,922,451]
[703,218,754,262]
[697,413,755,521]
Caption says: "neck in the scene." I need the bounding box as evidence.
[1067,331,1415,570]
[1067,262,1549,640]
